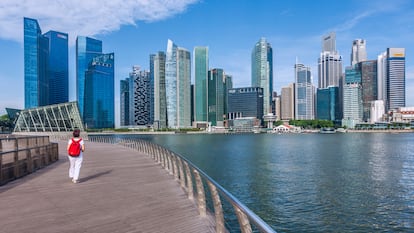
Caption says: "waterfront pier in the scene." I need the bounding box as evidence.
[0,140,216,233]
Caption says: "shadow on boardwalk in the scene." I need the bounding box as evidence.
[0,140,215,233]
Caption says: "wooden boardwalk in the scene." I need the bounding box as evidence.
[0,141,216,233]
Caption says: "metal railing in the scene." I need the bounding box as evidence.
[89,136,276,233]
[0,135,59,186]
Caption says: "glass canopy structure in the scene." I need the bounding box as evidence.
[13,102,84,132]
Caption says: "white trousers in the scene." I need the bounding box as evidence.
[68,155,83,181]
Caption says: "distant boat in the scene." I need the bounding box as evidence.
[319,127,336,134]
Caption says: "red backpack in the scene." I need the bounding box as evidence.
[68,138,82,157]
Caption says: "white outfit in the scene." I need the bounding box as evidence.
[67,138,84,181]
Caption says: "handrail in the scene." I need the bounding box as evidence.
[89,136,277,233]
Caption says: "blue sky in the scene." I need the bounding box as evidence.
[1,0,414,126]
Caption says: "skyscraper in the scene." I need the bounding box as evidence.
[24,18,68,109]
[128,66,151,126]
[318,32,343,88]
[208,68,225,126]
[387,48,405,110]
[43,31,69,105]
[351,39,367,66]
[165,39,191,128]
[281,83,295,120]
[252,37,273,116]
[150,52,167,129]
[295,63,314,120]
[83,53,115,129]
[342,65,363,128]
[361,60,377,121]
[316,86,340,121]
[76,36,102,117]
[194,47,209,123]
[120,78,130,126]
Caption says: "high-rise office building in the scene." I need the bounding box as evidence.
[194,47,209,123]
[342,65,363,128]
[377,51,387,105]
[120,78,130,126]
[128,66,151,126]
[208,68,225,126]
[295,63,314,120]
[281,83,295,120]
[227,87,263,121]
[24,18,68,109]
[43,31,69,105]
[150,52,167,129]
[361,60,378,122]
[76,36,103,117]
[252,37,273,116]
[165,39,191,128]
[316,86,340,121]
[351,39,367,66]
[318,32,343,88]
[387,48,405,110]
[83,53,115,129]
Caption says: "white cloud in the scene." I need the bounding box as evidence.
[0,0,199,44]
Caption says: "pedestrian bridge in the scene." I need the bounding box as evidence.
[0,135,276,233]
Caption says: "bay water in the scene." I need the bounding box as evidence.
[103,132,414,232]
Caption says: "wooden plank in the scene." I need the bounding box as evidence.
[0,141,215,233]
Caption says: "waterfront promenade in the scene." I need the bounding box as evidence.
[0,140,215,233]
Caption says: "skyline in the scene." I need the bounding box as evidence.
[1,0,414,126]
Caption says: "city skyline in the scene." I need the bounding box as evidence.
[1,0,414,126]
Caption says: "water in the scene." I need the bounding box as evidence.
[102,133,414,232]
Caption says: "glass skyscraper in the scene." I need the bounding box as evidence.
[227,87,264,121]
[342,65,363,128]
[208,68,225,126]
[295,63,314,120]
[318,32,343,88]
[83,53,115,129]
[24,17,68,109]
[165,39,191,128]
[251,38,273,116]
[316,86,340,122]
[387,48,405,110]
[150,52,167,129]
[43,31,68,105]
[120,78,130,126]
[128,66,151,126]
[76,36,103,117]
[194,47,209,122]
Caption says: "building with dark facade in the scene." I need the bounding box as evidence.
[316,86,340,122]
[227,87,264,123]
[84,53,115,129]
[24,17,68,109]
[208,68,225,126]
[361,60,378,122]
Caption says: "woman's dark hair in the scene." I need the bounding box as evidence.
[73,129,81,137]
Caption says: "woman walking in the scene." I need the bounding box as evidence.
[67,128,85,183]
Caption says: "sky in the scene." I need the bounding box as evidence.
[1,0,414,126]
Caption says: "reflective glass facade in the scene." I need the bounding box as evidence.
[84,53,115,129]
[76,36,102,117]
[251,38,273,115]
[120,79,130,126]
[208,69,225,126]
[150,52,167,129]
[387,48,405,110]
[24,17,48,109]
[316,86,340,121]
[194,47,209,122]
[227,87,263,121]
[43,31,68,105]
[361,61,377,121]
[295,64,314,120]
[165,40,191,128]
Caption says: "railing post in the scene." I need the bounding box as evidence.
[177,157,186,188]
[13,139,19,178]
[234,205,253,233]
[207,180,225,233]
[193,169,206,217]
[172,154,179,180]
[183,161,194,200]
